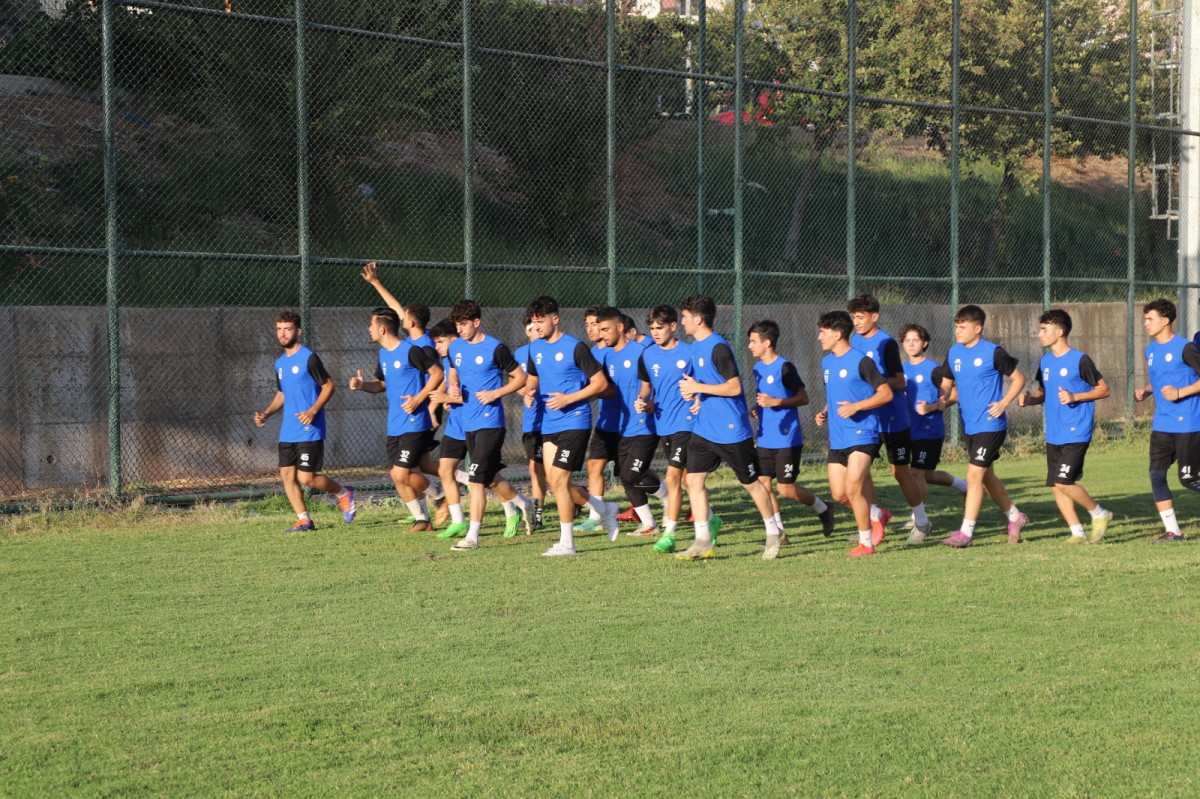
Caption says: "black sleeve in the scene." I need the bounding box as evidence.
[710,343,740,382]
[637,353,651,383]
[880,339,904,377]
[421,345,439,367]
[408,344,436,373]
[993,346,1018,377]
[374,361,384,382]
[307,353,331,386]
[931,363,952,386]
[574,342,602,377]
[1077,354,1103,387]
[780,361,805,393]
[1035,366,1045,390]
[526,351,538,377]
[941,357,956,384]
[1182,343,1200,376]
[858,357,886,390]
[493,343,519,374]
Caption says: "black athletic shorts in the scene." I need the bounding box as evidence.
[439,435,467,462]
[964,430,1006,468]
[880,429,912,466]
[686,434,761,485]
[660,432,690,471]
[826,443,880,467]
[544,428,590,472]
[758,445,803,484]
[279,440,324,472]
[522,431,543,462]
[1046,441,1089,486]
[587,429,621,464]
[387,431,435,469]
[910,439,944,471]
[466,428,506,484]
[1149,430,1200,482]
[619,434,660,479]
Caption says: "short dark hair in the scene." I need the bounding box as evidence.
[522,312,533,327]
[1144,298,1177,323]
[371,306,400,336]
[430,318,457,340]
[680,295,716,328]
[449,299,482,323]
[847,293,880,315]
[407,301,431,330]
[954,304,986,326]
[620,313,638,334]
[527,295,559,318]
[584,304,605,319]
[899,323,931,352]
[594,305,622,324]
[818,310,853,340]
[275,310,301,327]
[1039,308,1072,336]
[748,319,780,348]
[646,304,677,326]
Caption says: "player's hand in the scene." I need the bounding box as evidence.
[523,391,535,408]
[814,409,828,427]
[1016,391,1029,407]
[1058,386,1075,405]
[678,375,700,400]
[546,391,573,411]
[756,392,776,409]
[475,388,499,405]
[915,399,932,415]
[361,261,379,284]
[634,397,652,413]
[349,369,364,391]
[986,401,1006,418]
[749,408,758,420]
[296,409,315,426]
[689,398,701,415]
[1162,385,1181,402]
[400,394,419,414]
[254,411,267,428]
[836,400,857,419]
[1135,387,1151,402]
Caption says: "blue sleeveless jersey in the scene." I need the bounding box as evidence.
[752,357,803,448]
[450,334,508,431]
[514,343,544,434]
[529,334,594,433]
[947,339,1008,435]
[1038,348,1096,445]
[604,339,655,437]
[275,345,326,442]
[441,355,465,440]
[902,358,945,441]
[640,340,695,436]
[854,328,910,433]
[379,340,433,436]
[821,347,881,449]
[1146,334,1200,433]
[593,343,621,433]
[690,333,754,444]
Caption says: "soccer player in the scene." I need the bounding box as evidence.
[594,306,668,537]
[441,299,534,550]
[513,316,547,530]
[1134,297,1200,542]
[899,324,967,544]
[1016,309,1113,544]
[349,306,444,532]
[675,295,782,561]
[622,313,646,344]
[523,295,619,556]
[847,294,928,544]
[579,305,612,531]
[254,310,355,532]
[938,304,1028,548]
[813,311,893,557]
[427,319,470,539]
[746,319,834,540]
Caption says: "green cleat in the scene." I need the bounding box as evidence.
[437,521,469,539]
[709,514,723,545]
[1088,509,1112,544]
[503,511,522,538]
[1063,534,1089,545]
[652,532,676,553]
[577,516,600,531]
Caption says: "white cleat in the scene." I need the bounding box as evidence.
[541,542,577,557]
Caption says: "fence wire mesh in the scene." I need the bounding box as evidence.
[0,0,1193,500]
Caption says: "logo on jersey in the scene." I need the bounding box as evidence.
[954,358,962,372]
[1060,367,1068,377]
[651,362,661,377]
[766,374,775,385]
[1043,368,1050,381]
[676,359,687,369]
[623,359,631,369]
[974,357,983,367]
[866,350,874,359]
[915,374,924,384]
[823,369,830,384]
[393,360,402,370]
[535,352,544,365]
[839,369,848,379]
[476,355,484,365]
[698,357,705,368]
[1166,353,1174,363]
[277,368,283,380]
[454,353,462,367]
[555,352,564,362]
[291,365,300,374]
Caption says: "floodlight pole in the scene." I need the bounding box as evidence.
[1180,0,1200,335]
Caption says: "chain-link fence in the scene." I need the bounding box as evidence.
[0,0,1194,501]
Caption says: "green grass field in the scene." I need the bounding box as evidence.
[3,443,1199,796]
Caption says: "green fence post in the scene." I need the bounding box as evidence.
[295,0,311,341]
[845,0,857,299]
[732,0,744,349]
[949,0,961,448]
[101,0,121,501]
[1127,0,1138,414]
[1041,0,1052,310]
[463,0,475,299]
[696,0,707,294]
[606,0,618,305]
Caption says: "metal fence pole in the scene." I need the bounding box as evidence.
[696,0,707,294]
[606,0,618,305]
[845,0,857,299]
[295,0,311,340]
[1041,0,1052,310]
[463,0,475,299]
[732,0,744,347]
[1127,0,1139,414]
[101,0,121,501]
[949,0,962,448]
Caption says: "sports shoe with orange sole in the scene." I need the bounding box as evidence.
[870,508,892,547]
[847,543,876,557]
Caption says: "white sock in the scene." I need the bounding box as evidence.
[1160,508,1181,535]
[858,529,872,546]
[694,520,711,544]
[559,521,575,548]
[449,503,464,524]
[513,492,532,512]
[960,518,976,537]
[454,470,471,486]
[765,517,779,536]
[405,499,426,520]
[466,521,482,543]
[951,476,967,493]
[665,519,678,534]
[772,512,784,533]
[707,509,716,522]
[1089,505,1108,519]
[297,511,311,522]
[652,482,669,500]
[1007,505,1023,523]
[912,502,929,527]
[634,504,655,527]
[1069,524,1086,538]
[870,504,881,522]
[812,497,828,514]
[502,499,517,518]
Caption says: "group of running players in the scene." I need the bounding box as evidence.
[255,262,1200,556]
